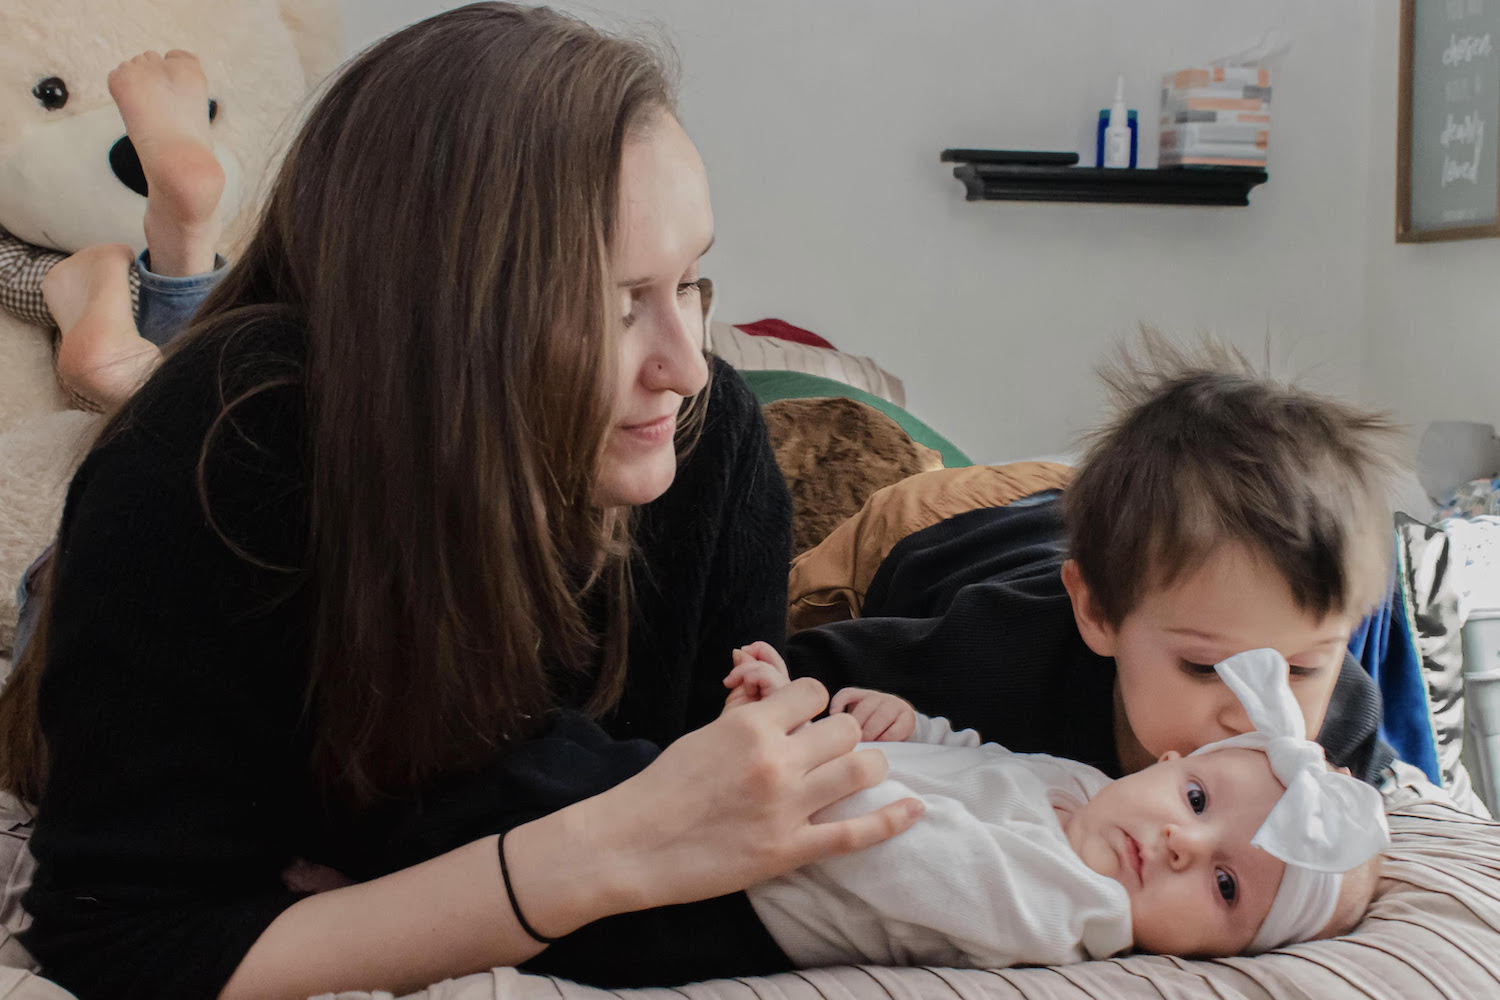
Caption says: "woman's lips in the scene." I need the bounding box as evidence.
[618,413,676,446]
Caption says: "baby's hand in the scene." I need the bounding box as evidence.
[830,687,917,742]
[722,641,790,712]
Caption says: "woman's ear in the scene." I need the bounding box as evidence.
[1061,559,1118,657]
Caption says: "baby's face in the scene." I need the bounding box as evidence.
[1059,747,1286,956]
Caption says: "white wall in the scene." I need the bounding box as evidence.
[342,1,1382,464]
[1363,0,1500,447]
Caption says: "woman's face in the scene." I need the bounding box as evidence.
[598,114,714,508]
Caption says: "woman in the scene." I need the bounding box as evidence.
[0,6,919,999]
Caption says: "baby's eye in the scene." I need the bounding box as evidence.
[1216,868,1237,903]
[1180,659,1218,677]
[1186,779,1207,814]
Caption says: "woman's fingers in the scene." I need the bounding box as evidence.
[799,795,924,861]
[799,744,889,811]
[757,675,831,732]
[786,710,864,773]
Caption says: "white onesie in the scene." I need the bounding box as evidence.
[747,715,1133,969]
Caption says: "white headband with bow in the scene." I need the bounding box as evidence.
[1189,648,1389,953]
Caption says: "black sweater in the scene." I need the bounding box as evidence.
[787,501,1394,785]
[21,323,794,998]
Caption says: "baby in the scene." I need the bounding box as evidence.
[724,644,1388,969]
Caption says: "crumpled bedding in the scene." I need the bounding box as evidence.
[307,765,1500,1000]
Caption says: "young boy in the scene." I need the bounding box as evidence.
[0,49,226,411]
[786,336,1401,786]
[727,642,1386,969]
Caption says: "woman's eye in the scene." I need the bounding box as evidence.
[1186,779,1207,814]
[1216,868,1237,903]
[675,279,702,299]
[1181,660,1218,677]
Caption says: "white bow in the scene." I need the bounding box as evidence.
[1190,648,1389,951]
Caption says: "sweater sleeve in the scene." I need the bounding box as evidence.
[680,361,793,730]
[614,359,794,744]
[1320,651,1396,785]
[21,328,313,1000]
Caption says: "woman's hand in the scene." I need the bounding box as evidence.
[507,677,923,933]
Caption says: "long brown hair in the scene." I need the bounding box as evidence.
[0,3,684,806]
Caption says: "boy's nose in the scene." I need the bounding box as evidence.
[1215,695,1252,737]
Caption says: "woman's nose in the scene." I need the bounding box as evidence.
[643,297,709,396]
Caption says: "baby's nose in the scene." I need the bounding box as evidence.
[1164,823,1210,869]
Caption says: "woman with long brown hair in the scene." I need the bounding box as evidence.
[0,5,920,998]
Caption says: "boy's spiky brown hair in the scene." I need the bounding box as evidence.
[1064,331,1403,626]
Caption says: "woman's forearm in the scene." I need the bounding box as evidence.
[219,799,637,1000]
[220,681,921,1000]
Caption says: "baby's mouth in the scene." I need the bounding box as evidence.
[1124,831,1145,884]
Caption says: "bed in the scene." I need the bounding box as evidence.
[0,327,1497,1000]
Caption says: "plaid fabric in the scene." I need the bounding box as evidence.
[0,227,140,329]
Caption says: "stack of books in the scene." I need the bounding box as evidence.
[1158,66,1270,168]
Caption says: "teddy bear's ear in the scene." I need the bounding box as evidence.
[278,0,345,89]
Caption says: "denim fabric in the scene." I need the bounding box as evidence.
[9,547,53,668]
[135,250,227,347]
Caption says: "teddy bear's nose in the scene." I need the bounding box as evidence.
[108,137,148,197]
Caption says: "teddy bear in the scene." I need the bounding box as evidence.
[0,0,343,659]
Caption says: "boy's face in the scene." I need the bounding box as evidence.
[1063,542,1356,773]
[1061,747,1286,956]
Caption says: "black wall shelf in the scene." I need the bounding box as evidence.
[951,163,1268,206]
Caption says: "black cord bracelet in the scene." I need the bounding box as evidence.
[498,829,560,945]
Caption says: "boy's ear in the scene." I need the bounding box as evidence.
[1061,559,1118,657]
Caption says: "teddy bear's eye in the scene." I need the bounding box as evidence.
[32,77,68,111]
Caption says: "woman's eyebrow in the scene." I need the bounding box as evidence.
[615,235,716,289]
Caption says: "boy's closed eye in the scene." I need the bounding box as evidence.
[1179,658,1322,679]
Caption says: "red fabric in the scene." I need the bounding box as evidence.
[732,318,835,350]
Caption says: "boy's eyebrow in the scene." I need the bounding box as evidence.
[1166,628,1347,649]
[1165,627,1226,641]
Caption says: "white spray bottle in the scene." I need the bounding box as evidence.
[1103,74,1132,168]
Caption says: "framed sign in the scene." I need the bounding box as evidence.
[1398,0,1500,242]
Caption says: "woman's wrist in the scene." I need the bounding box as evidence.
[501,790,653,938]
